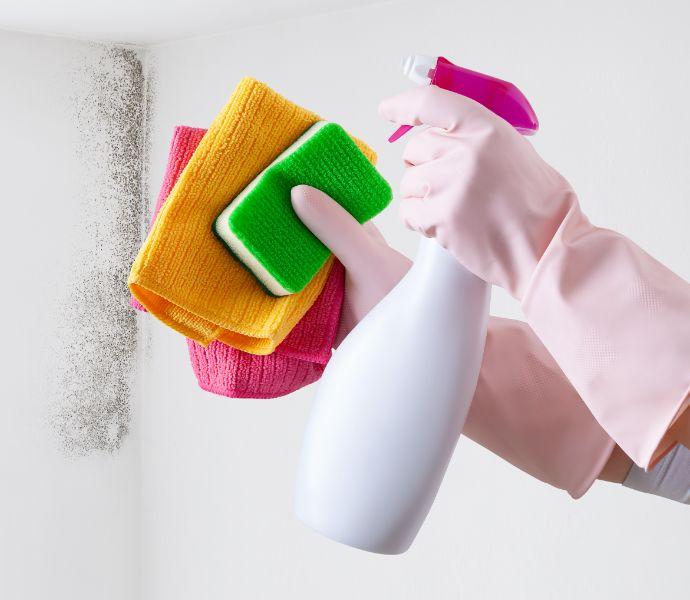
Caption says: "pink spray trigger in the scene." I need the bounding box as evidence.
[388,124,414,143]
[388,55,539,142]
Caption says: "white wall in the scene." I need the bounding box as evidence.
[0,31,146,600]
[143,1,690,599]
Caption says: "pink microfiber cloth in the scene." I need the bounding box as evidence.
[133,125,345,398]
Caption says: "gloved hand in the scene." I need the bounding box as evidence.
[379,85,690,469]
[291,185,614,498]
[378,84,578,299]
[132,126,343,400]
[291,184,410,344]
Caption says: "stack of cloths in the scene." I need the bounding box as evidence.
[132,125,345,398]
[129,78,380,398]
[129,77,375,353]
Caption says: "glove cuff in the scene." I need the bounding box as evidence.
[466,317,615,499]
[522,206,690,468]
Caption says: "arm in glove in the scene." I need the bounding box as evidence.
[291,185,615,497]
[379,86,690,468]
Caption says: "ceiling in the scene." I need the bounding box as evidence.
[0,0,388,45]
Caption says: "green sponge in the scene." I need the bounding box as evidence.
[213,121,392,296]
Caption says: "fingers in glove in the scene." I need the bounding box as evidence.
[379,85,492,134]
[290,185,377,273]
[398,197,436,238]
[402,126,466,166]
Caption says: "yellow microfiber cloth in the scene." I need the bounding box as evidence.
[128,77,377,354]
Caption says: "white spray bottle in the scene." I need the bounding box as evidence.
[294,55,537,554]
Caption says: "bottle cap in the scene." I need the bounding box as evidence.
[400,55,437,85]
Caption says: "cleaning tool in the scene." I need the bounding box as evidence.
[130,125,207,312]
[291,186,614,499]
[214,121,392,296]
[188,262,345,398]
[388,55,538,142]
[294,57,538,553]
[295,236,489,554]
[129,77,376,354]
[132,125,345,398]
[187,341,323,398]
[380,78,690,470]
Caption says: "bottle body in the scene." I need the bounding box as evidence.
[294,238,491,554]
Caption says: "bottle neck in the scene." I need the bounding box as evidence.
[413,237,482,287]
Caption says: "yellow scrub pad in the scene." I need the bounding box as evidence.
[128,77,377,354]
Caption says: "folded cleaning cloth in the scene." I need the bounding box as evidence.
[132,125,345,397]
[129,77,375,353]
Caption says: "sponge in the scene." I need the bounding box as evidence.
[213,121,392,296]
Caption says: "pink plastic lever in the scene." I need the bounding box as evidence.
[389,55,539,142]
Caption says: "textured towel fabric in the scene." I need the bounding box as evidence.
[133,125,345,397]
[129,77,376,353]
[187,342,323,399]
[214,121,392,295]
[189,257,343,398]
[130,125,207,312]
[189,257,344,398]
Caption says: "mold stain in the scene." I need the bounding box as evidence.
[50,45,155,456]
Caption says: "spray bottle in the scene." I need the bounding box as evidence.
[294,56,538,554]
[389,55,538,141]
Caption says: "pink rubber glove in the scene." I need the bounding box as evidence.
[380,86,690,468]
[291,185,614,497]
[290,185,410,345]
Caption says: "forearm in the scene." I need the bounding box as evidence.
[464,316,615,498]
[598,444,633,483]
[522,209,690,469]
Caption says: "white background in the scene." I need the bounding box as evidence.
[0,32,141,599]
[2,0,690,598]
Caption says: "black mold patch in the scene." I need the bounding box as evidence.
[50,45,154,456]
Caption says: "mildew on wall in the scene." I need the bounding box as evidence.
[50,45,154,456]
